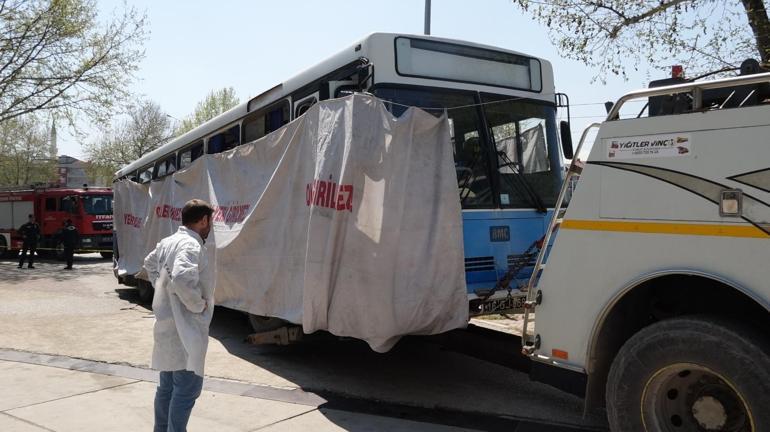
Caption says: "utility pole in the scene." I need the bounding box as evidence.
[424,0,431,35]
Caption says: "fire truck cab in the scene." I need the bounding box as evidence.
[0,185,114,259]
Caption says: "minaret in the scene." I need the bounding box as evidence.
[49,118,57,159]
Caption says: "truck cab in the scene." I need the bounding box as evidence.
[522,65,770,430]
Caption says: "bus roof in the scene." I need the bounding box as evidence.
[116,32,554,179]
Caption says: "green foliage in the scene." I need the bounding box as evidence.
[84,99,173,176]
[175,87,240,136]
[0,116,56,186]
[514,0,770,81]
[0,0,147,124]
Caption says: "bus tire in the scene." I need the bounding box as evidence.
[136,279,154,304]
[606,316,770,432]
[248,314,288,333]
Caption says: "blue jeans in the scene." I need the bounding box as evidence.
[154,370,203,432]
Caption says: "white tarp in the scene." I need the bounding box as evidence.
[113,94,468,352]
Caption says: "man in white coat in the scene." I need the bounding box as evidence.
[144,199,215,432]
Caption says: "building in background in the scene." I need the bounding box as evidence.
[56,155,106,187]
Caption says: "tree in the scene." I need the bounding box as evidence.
[513,0,770,80]
[84,100,173,177]
[175,87,239,135]
[0,116,56,186]
[0,0,147,124]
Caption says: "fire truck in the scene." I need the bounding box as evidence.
[521,61,770,430]
[0,184,114,259]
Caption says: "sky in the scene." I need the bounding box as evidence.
[60,0,666,160]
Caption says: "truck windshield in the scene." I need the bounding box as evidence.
[83,195,113,215]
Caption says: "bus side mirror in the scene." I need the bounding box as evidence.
[560,121,574,159]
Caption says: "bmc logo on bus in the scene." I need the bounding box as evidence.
[306,176,353,212]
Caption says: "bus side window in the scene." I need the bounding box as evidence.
[139,167,153,184]
[207,134,223,154]
[166,154,176,175]
[191,141,203,161]
[266,103,289,133]
[207,124,240,155]
[295,98,317,118]
[178,141,203,169]
[243,114,265,143]
[243,99,290,143]
[154,159,167,179]
[223,125,240,151]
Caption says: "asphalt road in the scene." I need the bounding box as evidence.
[0,254,608,431]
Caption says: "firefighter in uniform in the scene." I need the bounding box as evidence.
[60,219,79,270]
[18,214,40,269]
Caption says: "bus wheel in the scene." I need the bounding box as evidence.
[136,279,154,304]
[606,316,770,431]
[248,314,288,333]
[100,252,113,259]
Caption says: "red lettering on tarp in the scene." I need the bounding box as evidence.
[154,204,183,222]
[306,176,353,213]
[211,203,250,224]
[123,213,143,228]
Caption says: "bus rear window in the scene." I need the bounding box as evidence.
[395,37,542,92]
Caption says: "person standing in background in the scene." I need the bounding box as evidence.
[18,214,40,269]
[60,219,79,270]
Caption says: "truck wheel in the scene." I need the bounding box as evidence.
[100,252,113,259]
[0,236,10,258]
[606,316,770,431]
[248,314,288,333]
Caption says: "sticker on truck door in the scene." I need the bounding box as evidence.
[605,133,692,159]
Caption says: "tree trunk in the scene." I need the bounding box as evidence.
[742,0,770,64]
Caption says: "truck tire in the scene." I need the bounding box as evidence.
[606,316,770,431]
[0,236,10,258]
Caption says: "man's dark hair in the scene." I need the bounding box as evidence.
[182,199,214,225]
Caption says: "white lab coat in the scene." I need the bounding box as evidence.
[143,226,214,377]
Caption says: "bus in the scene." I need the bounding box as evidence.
[114,33,573,321]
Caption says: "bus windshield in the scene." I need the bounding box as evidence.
[83,195,113,216]
[481,94,561,208]
[372,86,560,209]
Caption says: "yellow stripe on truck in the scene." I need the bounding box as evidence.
[561,219,769,239]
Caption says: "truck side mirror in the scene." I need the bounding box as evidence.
[559,121,574,159]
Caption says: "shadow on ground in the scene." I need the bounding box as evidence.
[21,260,605,431]
[204,307,606,431]
[0,253,111,284]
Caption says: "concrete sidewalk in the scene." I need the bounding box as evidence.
[0,350,479,432]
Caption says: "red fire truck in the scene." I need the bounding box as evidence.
[0,185,113,259]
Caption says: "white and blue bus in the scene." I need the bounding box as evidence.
[114,33,574,317]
